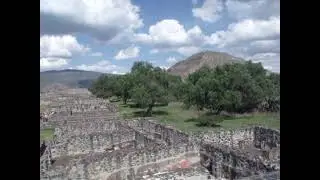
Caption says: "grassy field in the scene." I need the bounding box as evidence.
[40,128,54,141]
[117,101,280,132]
[39,101,279,140]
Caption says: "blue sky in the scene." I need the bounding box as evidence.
[40,0,280,74]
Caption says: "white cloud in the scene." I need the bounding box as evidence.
[40,35,88,58]
[166,57,178,65]
[250,39,279,48]
[248,39,280,54]
[40,35,89,71]
[134,19,189,47]
[114,45,140,60]
[134,16,280,71]
[192,0,224,23]
[134,19,206,55]
[160,66,169,70]
[248,53,280,73]
[39,0,280,73]
[177,46,202,56]
[199,0,280,73]
[207,16,280,47]
[187,26,207,46]
[133,33,152,44]
[222,39,280,58]
[226,0,280,20]
[40,57,69,70]
[249,52,279,61]
[76,60,127,74]
[40,0,143,41]
[90,52,103,57]
[134,20,207,47]
[150,46,201,57]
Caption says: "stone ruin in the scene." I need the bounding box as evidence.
[200,127,280,179]
[40,85,280,180]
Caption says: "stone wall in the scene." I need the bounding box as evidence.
[106,152,200,180]
[50,111,119,121]
[51,131,136,157]
[125,119,192,147]
[253,127,280,150]
[40,88,117,117]
[40,142,47,157]
[200,144,274,179]
[239,171,280,180]
[200,127,280,179]
[42,116,202,180]
[200,128,255,149]
[53,120,122,137]
[44,142,198,180]
[41,87,280,180]
[40,141,53,177]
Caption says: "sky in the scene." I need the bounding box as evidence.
[40,0,280,74]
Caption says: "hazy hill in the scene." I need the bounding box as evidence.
[40,69,103,90]
[167,51,244,78]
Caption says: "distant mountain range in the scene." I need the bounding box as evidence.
[167,51,244,78]
[40,51,265,91]
[40,69,103,90]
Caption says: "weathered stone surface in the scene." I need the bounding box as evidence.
[200,127,280,179]
[40,87,280,180]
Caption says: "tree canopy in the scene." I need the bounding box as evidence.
[180,61,280,114]
[90,60,280,121]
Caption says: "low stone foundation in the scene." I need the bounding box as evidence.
[200,127,280,179]
[40,87,280,180]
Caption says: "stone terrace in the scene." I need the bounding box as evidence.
[40,86,203,180]
[200,127,280,179]
[40,85,280,180]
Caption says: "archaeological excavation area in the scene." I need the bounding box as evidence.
[40,85,280,180]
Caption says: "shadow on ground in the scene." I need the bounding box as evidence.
[184,116,222,128]
[120,103,168,109]
[132,110,169,117]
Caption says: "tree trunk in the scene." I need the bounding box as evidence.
[123,98,127,105]
[214,106,223,115]
[146,103,154,116]
[197,106,201,118]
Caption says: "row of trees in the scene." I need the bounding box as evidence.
[90,61,280,117]
[182,61,280,114]
[90,62,180,115]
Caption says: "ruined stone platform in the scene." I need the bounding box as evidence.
[40,85,280,180]
[200,127,280,179]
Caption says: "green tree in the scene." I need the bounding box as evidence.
[130,62,170,116]
[183,62,276,115]
[259,72,280,112]
[90,75,114,98]
[181,66,213,115]
[167,74,183,101]
[187,65,211,85]
[118,74,133,104]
